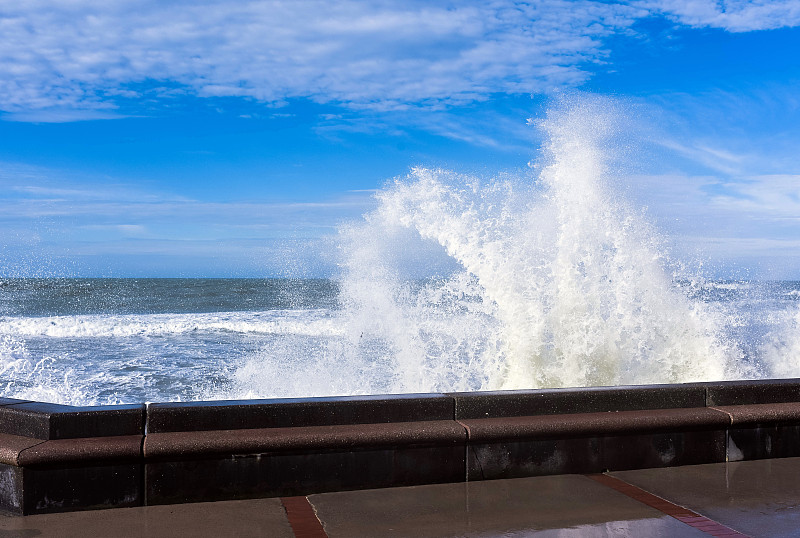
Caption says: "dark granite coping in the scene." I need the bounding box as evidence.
[0,432,142,466]
[449,379,800,419]
[144,420,466,459]
[704,378,800,406]
[458,407,731,442]
[711,402,800,425]
[448,384,708,419]
[0,398,31,407]
[146,393,455,433]
[0,402,145,440]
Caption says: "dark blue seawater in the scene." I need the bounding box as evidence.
[0,278,338,316]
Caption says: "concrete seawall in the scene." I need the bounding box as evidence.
[2,378,800,515]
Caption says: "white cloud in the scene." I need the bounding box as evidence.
[3,1,798,121]
[0,1,644,118]
[3,109,126,123]
[643,0,800,32]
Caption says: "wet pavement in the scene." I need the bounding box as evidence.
[612,458,800,538]
[3,458,799,537]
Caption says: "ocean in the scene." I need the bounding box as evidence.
[0,277,798,406]
[0,278,342,405]
[2,102,799,406]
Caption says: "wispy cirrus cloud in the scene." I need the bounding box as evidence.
[656,140,747,176]
[635,85,800,182]
[0,160,375,237]
[629,173,800,227]
[623,170,800,277]
[0,160,375,276]
[712,175,800,220]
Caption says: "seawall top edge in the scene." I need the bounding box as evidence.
[7,378,800,412]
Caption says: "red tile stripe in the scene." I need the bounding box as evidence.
[586,474,750,537]
[281,496,329,538]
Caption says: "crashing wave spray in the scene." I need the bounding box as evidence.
[336,97,746,393]
[1,98,755,405]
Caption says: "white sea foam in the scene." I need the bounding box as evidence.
[703,282,751,291]
[0,310,341,338]
[0,309,344,404]
[0,335,87,405]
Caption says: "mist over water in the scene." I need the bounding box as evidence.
[2,98,800,405]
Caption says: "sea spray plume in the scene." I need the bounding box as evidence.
[337,97,744,392]
[759,303,800,378]
[337,192,508,393]
[530,98,739,386]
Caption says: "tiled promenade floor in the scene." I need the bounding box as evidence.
[3,458,800,537]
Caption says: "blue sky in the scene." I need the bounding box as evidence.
[1,0,800,278]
